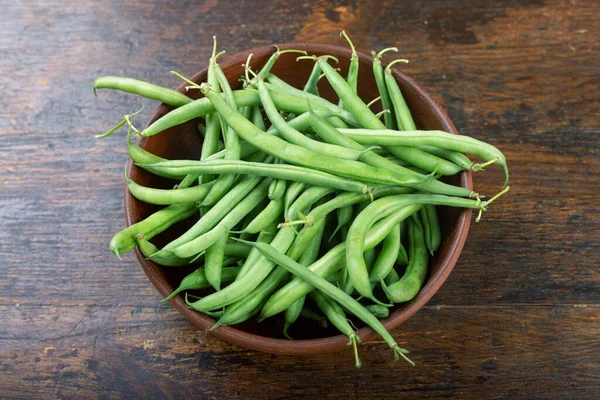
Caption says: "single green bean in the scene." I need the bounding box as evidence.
[109,203,196,258]
[372,48,398,129]
[126,175,215,205]
[205,234,228,291]
[381,219,428,303]
[370,223,401,283]
[284,185,335,223]
[283,182,306,219]
[242,197,284,234]
[93,76,191,106]
[137,235,193,267]
[365,304,390,319]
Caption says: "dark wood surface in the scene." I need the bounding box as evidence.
[1,0,598,398]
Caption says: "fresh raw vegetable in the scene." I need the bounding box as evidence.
[94,33,510,367]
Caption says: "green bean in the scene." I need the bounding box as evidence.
[283,297,305,339]
[109,203,196,258]
[366,304,390,319]
[241,239,414,365]
[242,197,284,234]
[381,219,428,303]
[93,76,191,107]
[397,222,409,265]
[423,205,441,254]
[383,60,414,131]
[337,128,509,186]
[370,223,401,283]
[191,41,223,186]
[140,159,370,194]
[283,182,306,219]
[161,266,242,302]
[384,267,401,285]
[257,79,365,160]
[302,61,322,95]
[372,48,398,129]
[235,220,278,279]
[137,235,193,266]
[346,194,486,300]
[417,145,472,170]
[338,30,359,111]
[311,290,361,367]
[284,185,335,223]
[329,205,353,242]
[282,218,326,337]
[205,234,228,291]
[260,204,423,320]
[186,226,296,312]
[160,173,265,252]
[267,160,287,200]
[171,178,271,258]
[308,105,474,198]
[254,47,307,81]
[250,104,266,130]
[126,174,215,205]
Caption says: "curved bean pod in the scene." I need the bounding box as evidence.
[109,203,196,258]
[381,219,428,303]
[93,76,191,106]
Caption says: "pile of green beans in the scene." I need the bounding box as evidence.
[94,34,510,368]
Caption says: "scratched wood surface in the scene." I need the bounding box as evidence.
[1,0,599,398]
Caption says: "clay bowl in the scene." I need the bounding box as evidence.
[126,43,473,355]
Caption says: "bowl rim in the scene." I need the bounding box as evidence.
[126,42,473,355]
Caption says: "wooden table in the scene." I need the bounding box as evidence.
[2,1,598,398]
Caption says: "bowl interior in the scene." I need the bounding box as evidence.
[126,43,473,355]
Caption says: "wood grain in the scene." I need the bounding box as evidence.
[1,0,599,398]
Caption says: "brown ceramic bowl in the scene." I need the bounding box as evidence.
[125,43,473,355]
